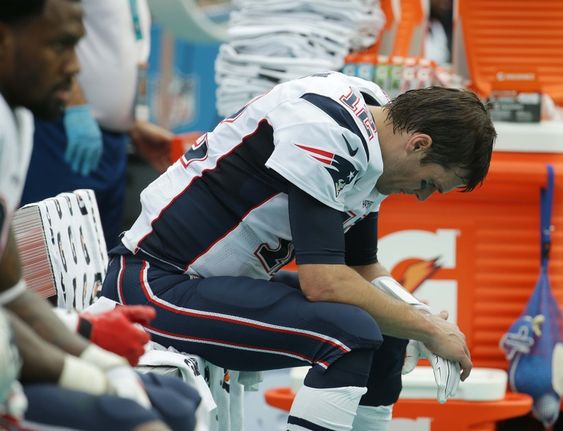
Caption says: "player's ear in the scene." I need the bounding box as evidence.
[406,133,432,153]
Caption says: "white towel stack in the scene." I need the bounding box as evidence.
[215,0,385,116]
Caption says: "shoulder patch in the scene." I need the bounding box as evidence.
[295,143,359,197]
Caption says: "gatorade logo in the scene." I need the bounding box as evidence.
[398,257,441,292]
[379,229,459,323]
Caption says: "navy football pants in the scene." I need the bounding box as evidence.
[102,254,407,406]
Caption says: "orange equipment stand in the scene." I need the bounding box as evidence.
[264,388,532,431]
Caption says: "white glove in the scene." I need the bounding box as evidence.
[80,344,151,408]
[105,366,151,408]
[402,340,461,403]
[371,276,462,403]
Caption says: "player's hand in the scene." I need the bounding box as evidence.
[129,121,173,173]
[401,303,442,373]
[422,311,472,381]
[402,339,422,374]
[402,339,461,403]
[105,366,151,408]
[63,104,103,176]
[78,306,155,366]
[80,344,151,408]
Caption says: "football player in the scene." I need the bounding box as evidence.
[0,1,199,429]
[102,71,496,430]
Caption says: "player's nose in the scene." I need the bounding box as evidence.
[416,188,434,201]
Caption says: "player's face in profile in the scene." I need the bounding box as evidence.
[0,0,84,118]
[377,158,467,201]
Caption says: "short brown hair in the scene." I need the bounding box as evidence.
[385,87,496,191]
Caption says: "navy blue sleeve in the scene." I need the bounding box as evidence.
[287,184,346,265]
[344,212,379,266]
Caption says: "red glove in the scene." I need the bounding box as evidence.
[78,306,156,366]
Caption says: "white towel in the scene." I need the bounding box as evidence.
[13,189,108,311]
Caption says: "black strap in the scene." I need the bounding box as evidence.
[540,164,554,267]
[77,317,93,339]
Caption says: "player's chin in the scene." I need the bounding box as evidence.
[31,99,65,121]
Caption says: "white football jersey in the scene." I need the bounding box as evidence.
[0,94,34,258]
[122,72,389,279]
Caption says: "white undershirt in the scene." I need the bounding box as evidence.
[76,0,151,131]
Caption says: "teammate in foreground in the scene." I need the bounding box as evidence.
[103,71,496,430]
[0,1,198,429]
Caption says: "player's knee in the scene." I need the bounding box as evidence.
[147,388,198,431]
[100,257,120,301]
[351,309,383,347]
[141,373,200,431]
[312,304,383,349]
[305,348,375,389]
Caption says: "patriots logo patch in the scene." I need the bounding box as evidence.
[296,144,358,197]
[181,133,209,168]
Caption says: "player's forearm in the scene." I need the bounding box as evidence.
[0,231,23,291]
[341,278,436,342]
[298,263,435,342]
[1,231,89,356]
[7,310,64,383]
[350,261,390,281]
[8,310,131,397]
[6,289,90,356]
